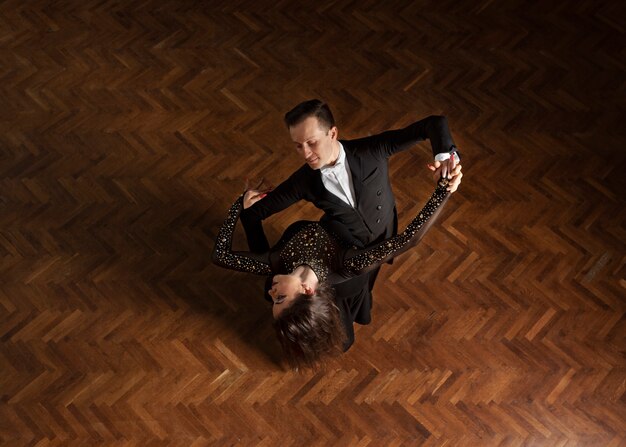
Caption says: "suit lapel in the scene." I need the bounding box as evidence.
[311,168,347,207]
[343,141,363,203]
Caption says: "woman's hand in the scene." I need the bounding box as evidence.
[243,178,273,209]
[244,189,269,209]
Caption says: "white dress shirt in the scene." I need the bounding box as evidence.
[320,143,357,208]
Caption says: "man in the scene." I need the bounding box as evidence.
[241,99,463,348]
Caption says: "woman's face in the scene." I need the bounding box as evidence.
[269,274,305,319]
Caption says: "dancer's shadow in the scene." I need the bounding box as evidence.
[54,178,289,368]
[146,191,288,369]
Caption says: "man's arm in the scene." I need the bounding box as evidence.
[240,167,308,253]
[349,115,457,161]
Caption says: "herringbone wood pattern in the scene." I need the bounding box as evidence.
[1,0,624,445]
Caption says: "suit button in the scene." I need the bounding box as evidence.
[376,218,381,223]
[377,190,382,196]
[376,205,382,210]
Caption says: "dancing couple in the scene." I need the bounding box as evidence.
[212,99,463,368]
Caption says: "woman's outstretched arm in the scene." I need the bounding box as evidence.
[341,178,451,277]
[212,196,273,276]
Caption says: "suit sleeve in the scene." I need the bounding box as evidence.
[240,168,307,253]
[349,115,456,160]
[341,178,451,277]
[211,196,273,276]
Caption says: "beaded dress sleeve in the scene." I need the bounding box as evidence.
[211,196,273,275]
[340,178,451,277]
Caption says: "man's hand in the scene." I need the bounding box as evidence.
[427,158,463,193]
[243,178,273,209]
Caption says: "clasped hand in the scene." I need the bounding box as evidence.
[428,157,463,193]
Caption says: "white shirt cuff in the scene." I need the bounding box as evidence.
[435,151,459,163]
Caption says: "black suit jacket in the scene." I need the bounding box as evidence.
[241,115,456,252]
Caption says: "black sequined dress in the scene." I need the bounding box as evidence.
[212,178,451,346]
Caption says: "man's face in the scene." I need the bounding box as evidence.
[289,116,338,170]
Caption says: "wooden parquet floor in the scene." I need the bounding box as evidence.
[1,0,624,445]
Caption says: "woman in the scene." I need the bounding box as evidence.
[212,177,451,368]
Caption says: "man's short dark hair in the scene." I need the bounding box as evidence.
[284,99,335,131]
